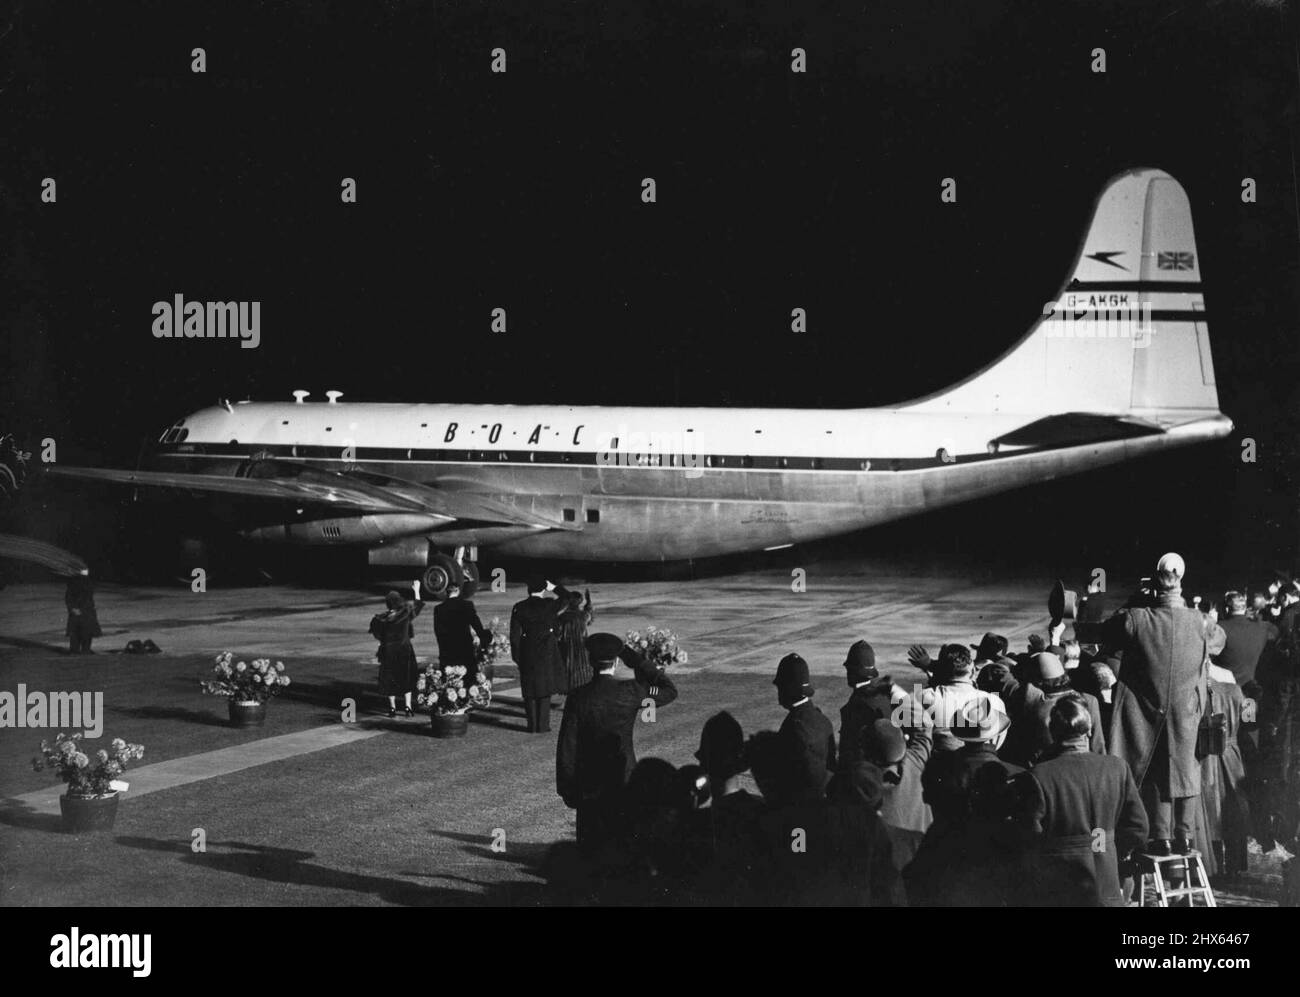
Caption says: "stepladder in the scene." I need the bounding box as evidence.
[1137,850,1217,907]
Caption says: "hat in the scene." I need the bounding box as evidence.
[585,632,624,663]
[525,573,548,594]
[950,697,1012,743]
[385,590,403,610]
[774,653,812,694]
[1156,552,1186,578]
[828,762,885,811]
[1048,580,1077,623]
[695,711,747,778]
[842,640,878,682]
[864,718,907,766]
[1031,651,1066,682]
[975,660,1012,694]
[971,633,1007,660]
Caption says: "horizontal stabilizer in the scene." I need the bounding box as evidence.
[992,413,1163,449]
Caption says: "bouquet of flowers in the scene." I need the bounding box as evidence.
[475,617,511,678]
[33,732,145,799]
[201,651,291,704]
[418,662,492,716]
[624,625,688,669]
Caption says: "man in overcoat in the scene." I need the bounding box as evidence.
[774,653,837,802]
[1075,552,1208,853]
[1017,695,1148,906]
[555,633,678,855]
[837,640,892,769]
[65,569,102,654]
[509,574,570,732]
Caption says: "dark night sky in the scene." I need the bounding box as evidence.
[2,0,1298,583]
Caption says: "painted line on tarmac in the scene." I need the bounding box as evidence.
[8,682,524,815]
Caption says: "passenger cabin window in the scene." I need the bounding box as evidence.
[586,509,599,523]
[563,508,576,522]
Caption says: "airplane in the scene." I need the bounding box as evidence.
[45,168,1232,597]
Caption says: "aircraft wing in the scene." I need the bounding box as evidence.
[0,534,88,575]
[44,464,579,532]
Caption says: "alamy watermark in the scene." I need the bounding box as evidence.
[1,685,104,737]
[152,294,260,349]
[1043,294,1154,348]
[595,424,706,478]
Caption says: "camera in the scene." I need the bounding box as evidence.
[1125,576,1159,608]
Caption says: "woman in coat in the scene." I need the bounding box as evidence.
[555,588,594,693]
[1195,663,1250,878]
[65,570,102,654]
[370,582,425,718]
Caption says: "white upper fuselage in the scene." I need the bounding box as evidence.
[152,398,1229,562]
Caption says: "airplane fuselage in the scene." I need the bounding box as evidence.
[151,400,1232,562]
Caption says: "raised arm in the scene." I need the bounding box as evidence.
[621,645,678,707]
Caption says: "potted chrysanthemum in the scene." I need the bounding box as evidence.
[417,662,492,737]
[476,617,511,681]
[624,625,689,669]
[201,651,291,727]
[33,732,145,832]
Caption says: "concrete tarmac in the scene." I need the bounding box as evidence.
[0,558,1282,906]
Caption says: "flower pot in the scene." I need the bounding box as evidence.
[431,712,469,738]
[60,792,119,833]
[228,700,267,727]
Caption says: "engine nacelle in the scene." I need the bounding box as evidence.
[241,513,444,546]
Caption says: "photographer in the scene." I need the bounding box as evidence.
[1074,553,1208,856]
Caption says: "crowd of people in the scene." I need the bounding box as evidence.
[531,553,1300,906]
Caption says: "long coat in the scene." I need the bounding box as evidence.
[1019,743,1148,906]
[777,701,837,803]
[838,678,893,769]
[65,576,102,639]
[434,597,491,666]
[1196,680,1250,876]
[878,727,934,872]
[509,590,568,698]
[370,599,424,696]
[555,657,678,806]
[1079,592,1208,798]
[555,602,594,693]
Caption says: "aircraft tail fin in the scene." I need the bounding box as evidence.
[906,168,1221,421]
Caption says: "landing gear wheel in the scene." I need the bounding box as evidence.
[422,554,461,601]
[460,560,480,598]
